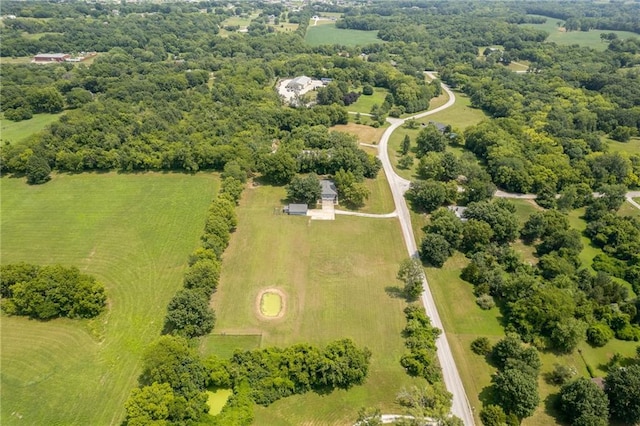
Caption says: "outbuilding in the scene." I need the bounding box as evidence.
[284,204,308,215]
[33,53,70,63]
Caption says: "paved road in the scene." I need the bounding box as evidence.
[377,76,476,425]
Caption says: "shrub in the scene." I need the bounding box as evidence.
[476,294,495,310]
[471,337,492,355]
[587,323,614,347]
[362,85,374,95]
[547,364,576,385]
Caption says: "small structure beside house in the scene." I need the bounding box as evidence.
[428,121,449,133]
[320,78,333,85]
[284,203,308,215]
[320,180,338,205]
[33,53,70,63]
[286,75,312,92]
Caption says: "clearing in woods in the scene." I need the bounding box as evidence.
[0,172,218,426]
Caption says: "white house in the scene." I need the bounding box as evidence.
[286,76,312,92]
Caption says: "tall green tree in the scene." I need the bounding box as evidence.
[286,173,321,206]
[605,365,640,424]
[559,378,609,426]
[492,368,539,419]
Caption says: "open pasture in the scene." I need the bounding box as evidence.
[211,184,423,424]
[1,113,61,144]
[305,23,380,46]
[0,172,218,425]
[521,15,640,51]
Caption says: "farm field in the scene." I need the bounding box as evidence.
[305,23,380,46]
[521,15,640,51]
[0,172,218,426]
[211,184,423,424]
[1,113,61,144]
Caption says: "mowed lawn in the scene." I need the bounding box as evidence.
[1,172,218,426]
[348,88,389,114]
[305,24,380,46]
[210,185,422,425]
[1,113,61,144]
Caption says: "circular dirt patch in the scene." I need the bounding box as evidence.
[256,288,286,319]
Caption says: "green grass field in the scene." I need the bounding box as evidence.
[417,92,488,130]
[305,24,380,46]
[1,172,218,426]
[619,200,640,218]
[521,15,640,51]
[607,136,640,155]
[1,113,61,144]
[211,184,423,424]
[348,88,389,114]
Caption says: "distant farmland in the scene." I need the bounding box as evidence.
[305,23,380,46]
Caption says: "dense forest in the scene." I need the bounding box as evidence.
[2,0,640,424]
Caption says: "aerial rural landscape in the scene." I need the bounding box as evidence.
[1,1,640,425]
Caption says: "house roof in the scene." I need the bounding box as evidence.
[34,53,68,59]
[288,76,311,87]
[321,180,338,197]
[288,203,308,214]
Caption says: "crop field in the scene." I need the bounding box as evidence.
[305,24,380,46]
[211,185,423,424]
[0,172,218,426]
[0,113,61,144]
[521,15,640,51]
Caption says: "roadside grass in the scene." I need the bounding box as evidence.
[520,15,639,51]
[0,172,218,426]
[211,184,423,424]
[331,122,386,145]
[348,88,389,114]
[416,92,488,130]
[305,24,380,46]
[606,136,640,155]
[1,113,61,144]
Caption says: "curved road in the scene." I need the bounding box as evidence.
[377,75,476,425]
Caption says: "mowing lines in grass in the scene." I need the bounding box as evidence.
[212,185,424,424]
[305,24,380,46]
[1,172,218,426]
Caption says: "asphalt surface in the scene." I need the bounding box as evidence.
[376,76,476,425]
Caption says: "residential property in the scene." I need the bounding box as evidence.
[284,204,308,215]
[33,53,70,63]
[286,75,312,92]
[320,180,339,204]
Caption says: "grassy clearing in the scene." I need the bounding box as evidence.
[417,92,488,130]
[22,31,62,40]
[0,172,218,426]
[271,22,298,33]
[211,184,423,424]
[1,113,61,144]
[305,24,380,46]
[348,88,389,114]
[619,200,640,218]
[606,136,640,155]
[521,15,640,51]
[331,122,386,145]
[199,334,262,359]
[206,389,233,415]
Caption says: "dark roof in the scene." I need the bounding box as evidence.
[429,121,448,132]
[287,203,308,214]
[321,180,338,197]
